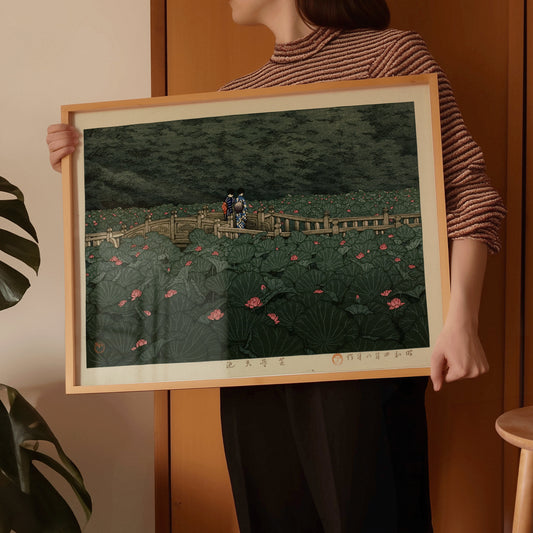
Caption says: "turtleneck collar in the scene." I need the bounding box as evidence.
[270,27,343,64]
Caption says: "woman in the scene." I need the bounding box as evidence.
[47,1,505,531]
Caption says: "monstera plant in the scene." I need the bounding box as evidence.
[0,175,92,531]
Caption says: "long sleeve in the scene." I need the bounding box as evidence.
[369,31,506,253]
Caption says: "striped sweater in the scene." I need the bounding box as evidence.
[222,27,506,253]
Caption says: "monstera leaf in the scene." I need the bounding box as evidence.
[0,176,40,310]
[0,384,92,532]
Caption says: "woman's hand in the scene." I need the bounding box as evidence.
[430,238,489,391]
[430,314,489,391]
[46,124,80,172]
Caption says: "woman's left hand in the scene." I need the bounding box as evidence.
[430,316,489,391]
[430,238,489,392]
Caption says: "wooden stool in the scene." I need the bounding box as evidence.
[496,406,533,533]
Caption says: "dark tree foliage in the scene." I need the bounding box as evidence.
[84,102,418,210]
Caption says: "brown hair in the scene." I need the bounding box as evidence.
[296,0,390,30]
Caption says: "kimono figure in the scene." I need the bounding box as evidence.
[234,189,247,230]
[224,189,234,221]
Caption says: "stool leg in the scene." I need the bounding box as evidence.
[513,449,533,533]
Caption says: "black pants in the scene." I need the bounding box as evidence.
[220,377,432,533]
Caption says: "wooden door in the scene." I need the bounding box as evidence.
[152,1,524,531]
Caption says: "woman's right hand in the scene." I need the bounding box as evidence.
[46,124,80,173]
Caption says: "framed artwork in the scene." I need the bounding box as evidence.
[62,74,449,393]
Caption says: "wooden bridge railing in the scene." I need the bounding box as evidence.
[86,205,421,247]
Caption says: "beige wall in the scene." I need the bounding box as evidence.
[1,1,154,531]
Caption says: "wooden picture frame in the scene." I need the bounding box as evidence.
[62,74,449,393]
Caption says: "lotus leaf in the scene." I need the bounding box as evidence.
[235,262,254,273]
[254,238,276,256]
[97,241,119,261]
[294,302,351,353]
[205,254,229,274]
[351,269,393,301]
[394,224,417,242]
[248,325,304,358]
[266,300,306,326]
[358,314,401,341]
[287,231,306,245]
[90,281,129,309]
[398,302,428,331]
[314,248,345,272]
[296,239,318,256]
[406,236,423,250]
[158,316,222,362]
[225,308,259,343]
[184,256,213,274]
[403,284,427,300]
[273,236,286,249]
[402,317,430,348]
[234,234,254,245]
[205,270,236,295]
[345,303,372,315]
[294,270,328,293]
[188,228,210,244]
[159,283,204,315]
[260,250,291,273]
[281,264,307,286]
[324,277,349,302]
[356,229,378,246]
[229,271,265,306]
[112,265,146,289]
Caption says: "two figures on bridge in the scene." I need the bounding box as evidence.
[223,188,248,230]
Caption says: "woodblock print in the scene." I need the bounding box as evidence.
[62,76,449,392]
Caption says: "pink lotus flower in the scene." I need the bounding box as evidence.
[379,244,387,250]
[408,264,416,269]
[135,252,141,257]
[89,254,94,259]
[208,309,224,321]
[245,297,263,309]
[268,313,280,324]
[165,289,177,298]
[356,294,360,300]
[118,300,127,307]
[115,260,123,266]
[293,210,299,213]
[260,284,266,291]
[131,244,137,248]
[314,289,324,294]
[131,289,142,300]
[212,251,219,256]
[143,245,149,250]
[387,298,405,310]
[195,246,202,252]
[314,241,320,245]
[131,339,148,351]
[110,256,119,262]
[185,260,192,266]
[291,255,298,261]
[340,240,346,245]
[388,234,394,238]
[347,209,351,213]
[381,289,392,297]
[144,310,151,317]
[394,257,401,262]
[356,252,365,260]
